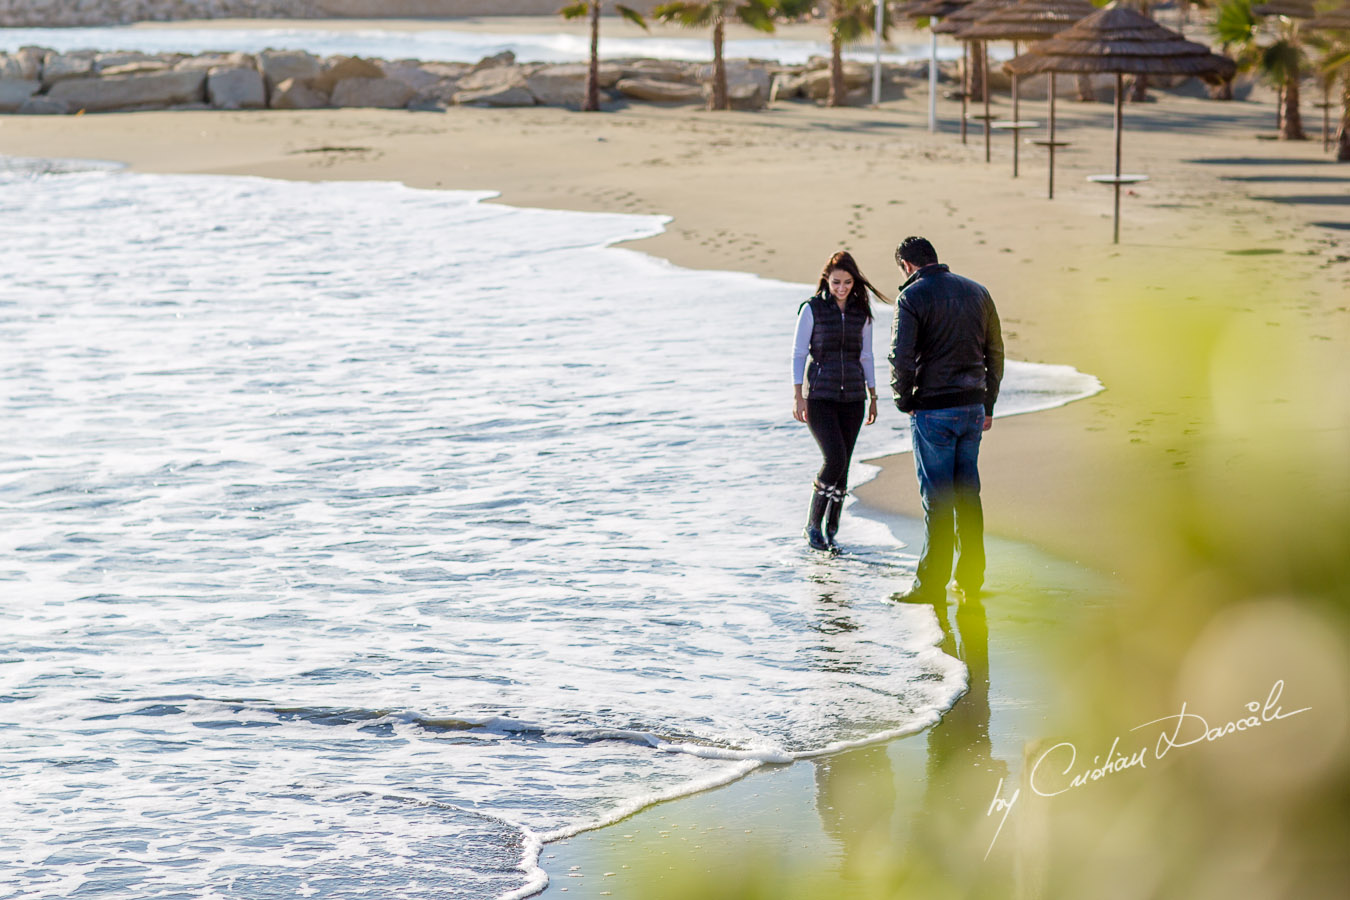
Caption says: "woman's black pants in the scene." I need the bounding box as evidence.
[806,398,866,493]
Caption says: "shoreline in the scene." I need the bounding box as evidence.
[532,501,1117,899]
[4,96,1342,566]
[2,147,1107,900]
[4,25,1347,894]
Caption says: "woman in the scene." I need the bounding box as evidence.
[792,250,888,552]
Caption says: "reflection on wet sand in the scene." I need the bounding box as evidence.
[812,593,1011,894]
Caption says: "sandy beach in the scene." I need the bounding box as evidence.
[3,68,1344,564]
[4,13,1349,898]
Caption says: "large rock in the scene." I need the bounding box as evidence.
[726,81,768,110]
[258,49,321,92]
[454,65,527,94]
[15,47,45,79]
[0,54,25,80]
[620,60,694,83]
[312,56,384,95]
[698,61,771,110]
[47,70,207,112]
[615,77,702,104]
[0,79,40,112]
[378,60,445,92]
[270,76,329,109]
[407,79,460,112]
[93,51,155,73]
[770,72,806,102]
[330,76,415,109]
[176,52,257,72]
[526,63,622,107]
[100,61,173,77]
[13,47,46,81]
[453,84,536,107]
[420,62,472,81]
[471,50,516,72]
[801,64,872,101]
[41,52,94,87]
[208,66,266,109]
[17,96,70,115]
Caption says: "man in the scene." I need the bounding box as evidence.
[888,236,1003,602]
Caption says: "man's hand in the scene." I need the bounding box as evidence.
[983,414,993,432]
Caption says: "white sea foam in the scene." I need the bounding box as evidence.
[0,156,1098,899]
[0,23,1006,66]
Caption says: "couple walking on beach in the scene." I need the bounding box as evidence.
[792,237,1004,602]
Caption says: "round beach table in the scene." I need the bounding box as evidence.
[1087,174,1149,244]
[992,120,1039,178]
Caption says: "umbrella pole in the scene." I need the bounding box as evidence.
[961,41,969,144]
[1012,42,1020,178]
[983,42,991,164]
[1048,73,1056,200]
[1325,78,1332,153]
[873,0,883,107]
[929,28,938,132]
[1113,72,1123,245]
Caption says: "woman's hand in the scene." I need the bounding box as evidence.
[793,395,809,423]
[865,396,878,426]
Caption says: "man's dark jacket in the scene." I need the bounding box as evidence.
[889,263,1004,416]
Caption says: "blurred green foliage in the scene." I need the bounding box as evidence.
[609,266,1350,898]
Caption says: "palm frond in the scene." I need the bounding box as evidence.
[1320,47,1350,75]
[558,0,590,20]
[775,0,817,19]
[653,2,713,27]
[737,0,779,33]
[1213,0,1256,47]
[615,4,650,30]
[831,2,889,45]
[1260,38,1304,80]
[833,14,869,45]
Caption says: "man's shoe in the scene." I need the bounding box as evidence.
[953,583,983,604]
[891,587,942,604]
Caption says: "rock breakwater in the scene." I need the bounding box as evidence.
[0,47,946,115]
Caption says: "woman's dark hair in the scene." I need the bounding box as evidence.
[815,250,891,320]
[895,236,939,268]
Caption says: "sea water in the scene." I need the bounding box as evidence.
[0,157,1099,900]
[0,23,985,66]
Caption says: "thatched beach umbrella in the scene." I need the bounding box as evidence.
[1005,2,1235,243]
[903,0,975,139]
[936,0,1018,162]
[1251,1,1316,17]
[959,0,1096,189]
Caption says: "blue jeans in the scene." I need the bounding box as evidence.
[910,404,986,597]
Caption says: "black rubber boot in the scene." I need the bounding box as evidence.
[803,482,831,551]
[823,484,844,551]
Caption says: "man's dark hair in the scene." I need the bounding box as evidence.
[895,236,939,268]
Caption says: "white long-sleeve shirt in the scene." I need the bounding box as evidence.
[792,305,876,389]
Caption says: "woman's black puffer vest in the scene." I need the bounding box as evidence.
[805,294,869,402]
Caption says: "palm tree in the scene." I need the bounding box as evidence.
[654,1,810,110]
[559,2,649,112]
[1213,0,1308,139]
[823,1,890,107]
[1313,25,1350,160]
[1209,0,1257,99]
